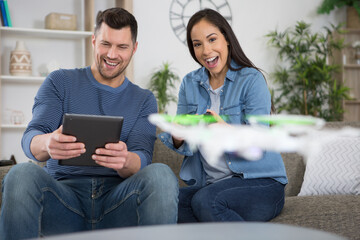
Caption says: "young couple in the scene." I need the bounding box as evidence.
[0,7,287,239]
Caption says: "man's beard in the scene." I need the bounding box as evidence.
[98,59,129,80]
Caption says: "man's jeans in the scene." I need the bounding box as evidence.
[0,162,178,239]
[178,176,285,222]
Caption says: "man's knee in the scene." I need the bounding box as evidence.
[3,162,46,193]
[133,163,179,224]
[139,163,179,207]
[4,162,40,181]
[142,163,178,189]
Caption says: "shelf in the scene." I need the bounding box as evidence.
[0,0,96,163]
[344,100,360,104]
[0,27,93,39]
[1,75,45,83]
[1,124,27,129]
[344,28,360,34]
[344,64,360,69]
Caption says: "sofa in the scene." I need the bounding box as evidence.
[1,121,359,240]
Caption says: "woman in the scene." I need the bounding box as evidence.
[159,9,287,222]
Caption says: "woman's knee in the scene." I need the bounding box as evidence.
[191,186,232,222]
[191,186,211,206]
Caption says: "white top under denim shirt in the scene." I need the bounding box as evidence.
[159,60,288,187]
[200,80,233,183]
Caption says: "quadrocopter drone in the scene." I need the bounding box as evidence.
[149,114,360,164]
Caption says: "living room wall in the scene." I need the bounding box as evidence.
[132,0,345,114]
[3,0,345,116]
[0,0,345,162]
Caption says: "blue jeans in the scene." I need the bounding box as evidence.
[0,162,178,239]
[178,176,285,223]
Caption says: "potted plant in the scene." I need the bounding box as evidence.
[148,62,180,113]
[317,0,360,28]
[266,21,351,121]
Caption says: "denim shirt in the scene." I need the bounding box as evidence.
[159,61,288,187]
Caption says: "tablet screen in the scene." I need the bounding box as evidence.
[59,113,124,167]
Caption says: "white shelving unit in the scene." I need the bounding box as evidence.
[333,29,360,122]
[0,26,92,39]
[0,0,95,163]
[1,124,27,129]
[1,75,45,84]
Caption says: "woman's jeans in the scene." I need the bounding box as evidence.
[178,176,285,223]
[0,162,178,239]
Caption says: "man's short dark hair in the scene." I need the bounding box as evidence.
[95,7,138,43]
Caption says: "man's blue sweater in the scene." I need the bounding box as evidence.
[22,67,157,180]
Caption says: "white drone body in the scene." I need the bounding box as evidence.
[149,114,360,164]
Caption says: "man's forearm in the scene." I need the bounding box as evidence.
[116,152,141,178]
[30,134,51,162]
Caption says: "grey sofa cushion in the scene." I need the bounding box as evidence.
[152,128,185,187]
[281,153,305,197]
[271,195,360,240]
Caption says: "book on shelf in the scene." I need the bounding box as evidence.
[3,0,11,27]
[0,4,3,26]
[0,0,11,27]
[0,0,8,26]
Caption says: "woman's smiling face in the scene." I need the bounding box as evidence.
[190,19,229,78]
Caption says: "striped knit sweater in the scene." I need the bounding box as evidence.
[22,67,157,180]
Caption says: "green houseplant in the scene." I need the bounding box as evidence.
[148,62,180,113]
[317,0,360,17]
[318,0,360,28]
[266,21,350,121]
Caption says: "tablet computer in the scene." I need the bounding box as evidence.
[59,113,124,167]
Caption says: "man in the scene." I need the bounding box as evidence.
[0,7,178,239]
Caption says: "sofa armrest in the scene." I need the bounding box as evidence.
[0,165,13,207]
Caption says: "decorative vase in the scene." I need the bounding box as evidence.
[9,41,32,76]
[10,110,25,125]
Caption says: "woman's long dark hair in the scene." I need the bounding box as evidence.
[186,8,275,113]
